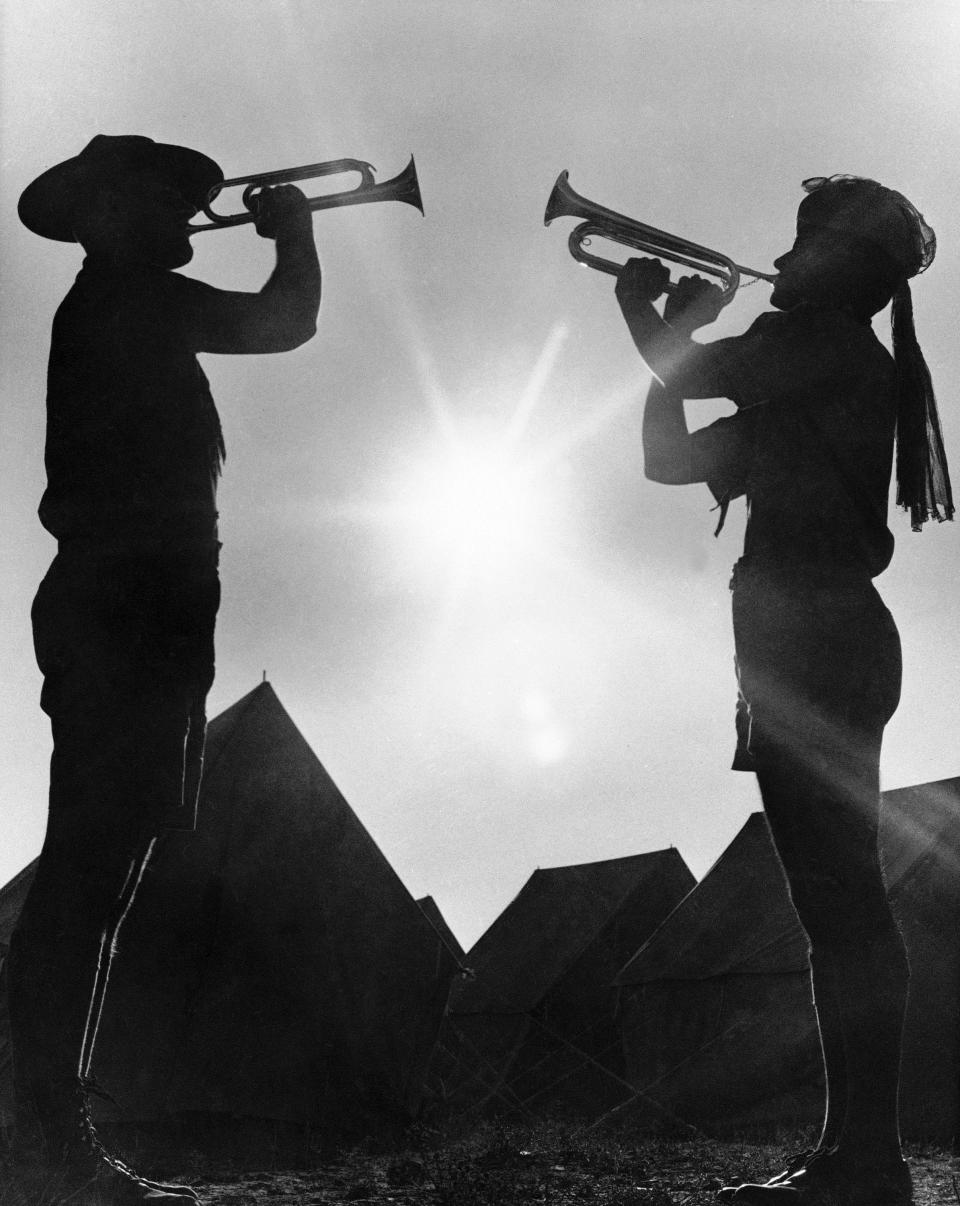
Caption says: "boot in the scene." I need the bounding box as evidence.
[717,1149,827,1200]
[4,1159,199,1204]
[718,1150,913,1206]
[7,1078,200,1204]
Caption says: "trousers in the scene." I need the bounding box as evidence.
[8,538,220,1146]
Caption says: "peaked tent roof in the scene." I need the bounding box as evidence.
[1,683,458,1138]
[617,775,960,987]
[434,846,696,1124]
[616,814,803,985]
[417,895,466,962]
[457,848,694,1015]
[880,774,960,890]
[0,863,36,953]
[0,864,35,1134]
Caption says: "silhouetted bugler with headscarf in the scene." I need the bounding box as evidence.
[10,135,320,1203]
[614,175,951,1206]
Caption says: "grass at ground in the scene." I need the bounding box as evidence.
[147,1121,959,1206]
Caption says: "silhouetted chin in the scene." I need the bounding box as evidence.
[770,280,804,311]
[770,288,790,311]
[148,236,194,270]
[168,243,195,269]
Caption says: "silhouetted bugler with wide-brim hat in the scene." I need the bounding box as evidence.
[18,133,223,242]
[10,131,321,1205]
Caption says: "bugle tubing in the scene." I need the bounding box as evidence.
[544,170,775,306]
[190,155,423,233]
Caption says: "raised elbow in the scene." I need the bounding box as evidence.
[644,462,672,485]
[288,318,317,348]
[267,289,320,351]
[643,454,692,486]
[267,316,317,352]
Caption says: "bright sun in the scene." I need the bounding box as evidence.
[322,320,646,770]
[392,436,553,585]
[371,321,640,599]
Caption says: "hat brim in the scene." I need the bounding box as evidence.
[18,137,224,242]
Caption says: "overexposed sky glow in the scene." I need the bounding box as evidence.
[3,1,960,949]
[388,428,563,590]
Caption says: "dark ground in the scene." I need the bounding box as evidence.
[112,1123,960,1206]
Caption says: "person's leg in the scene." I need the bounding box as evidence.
[725,734,911,1203]
[761,739,908,1163]
[733,948,848,1193]
[7,700,201,1202]
[805,947,847,1152]
[10,550,218,1200]
[8,730,153,1160]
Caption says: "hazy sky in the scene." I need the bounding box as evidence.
[3,1,960,949]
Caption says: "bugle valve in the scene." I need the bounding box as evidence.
[544,170,775,306]
[190,155,423,233]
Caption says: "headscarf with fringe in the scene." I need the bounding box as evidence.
[800,174,952,531]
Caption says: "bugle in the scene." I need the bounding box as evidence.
[544,170,775,306]
[189,155,423,233]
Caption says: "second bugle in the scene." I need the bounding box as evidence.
[544,170,776,307]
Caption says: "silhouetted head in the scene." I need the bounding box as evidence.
[72,170,203,269]
[18,135,223,269]
[772,175,935,319]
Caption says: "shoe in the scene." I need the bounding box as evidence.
[3,1156,200,1204]
[717,1149,824,1200]
[9,1078,201,1204]
[79,1159,202,1203]
[75,1077,201,1202]
[717,1153,912,1206]
[136,1175,201,1202]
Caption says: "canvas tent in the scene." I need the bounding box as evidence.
[616,775,960,1143]
[417,895,466,962]
[437,848,694,1119]
[0,863,37,1135]
[0,683,458,1143]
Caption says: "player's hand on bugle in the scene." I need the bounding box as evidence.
[663,274,725,334]
[251,184,313,240]
[615,256,672,314]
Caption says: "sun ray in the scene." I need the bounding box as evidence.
[289,313,700,773]
[504,321,570,451]
[525,369,651,476]
[306,330,651,588]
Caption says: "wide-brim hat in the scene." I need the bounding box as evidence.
[18,134,224,242]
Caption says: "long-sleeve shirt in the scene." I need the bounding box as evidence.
[40,257,225,545]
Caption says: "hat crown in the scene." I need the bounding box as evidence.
[81,134,161,160]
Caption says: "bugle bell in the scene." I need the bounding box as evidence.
[189,155,423,233]
[544,170,775,306]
